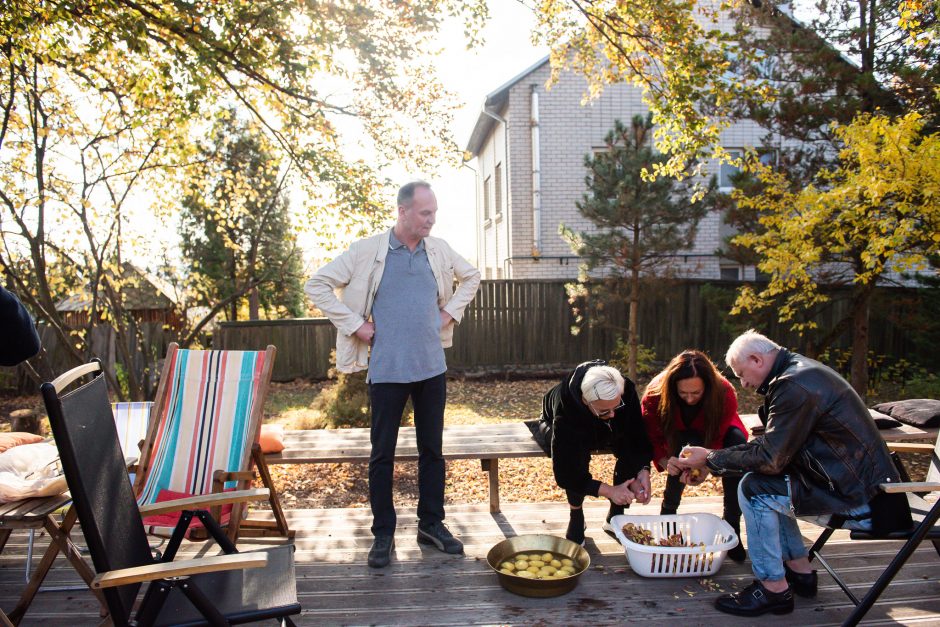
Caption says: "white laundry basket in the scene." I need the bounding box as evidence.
[609,513,738,578]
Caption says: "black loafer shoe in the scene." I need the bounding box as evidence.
[368,535,394,568]
[784,564,818,598]
[566,510,586,546]
[715,580,794,616]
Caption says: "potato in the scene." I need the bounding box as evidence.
[500,562,515,571]
[550,559,562,568]
[516,570,535,578]
[526,566,540,574]
[529,559,545,568]
[514,560,528,570]
[500,568,514,575]
[561,558,574,567]
[541,552,554,562]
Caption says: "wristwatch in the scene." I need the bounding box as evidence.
[640,464,651,473]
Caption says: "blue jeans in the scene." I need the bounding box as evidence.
[738,473,871,582]
[368,374,446,536]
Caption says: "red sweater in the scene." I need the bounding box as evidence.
[641,377,748,471]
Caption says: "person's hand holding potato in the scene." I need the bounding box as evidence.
[671,446,710,485]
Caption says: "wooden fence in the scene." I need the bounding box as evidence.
[214,280,926,382]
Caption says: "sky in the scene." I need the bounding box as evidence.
[397,1,547,263]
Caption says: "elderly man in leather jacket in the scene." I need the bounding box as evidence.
[675,330,909,617]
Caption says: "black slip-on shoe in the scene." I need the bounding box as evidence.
[785,564,818,598]
[417,521,464,554]
[368,535,394,568]
[714,580,794,617]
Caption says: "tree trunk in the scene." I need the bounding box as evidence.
[249,286,260,320]
[850,285,872,401]
[628,268,639,381]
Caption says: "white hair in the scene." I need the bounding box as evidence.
[580,365,625,402]
[725,329,782,367]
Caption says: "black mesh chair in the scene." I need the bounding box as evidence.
[41,361,301,626]
[807,436,940,627]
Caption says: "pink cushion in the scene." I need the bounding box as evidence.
[0,432,44,454]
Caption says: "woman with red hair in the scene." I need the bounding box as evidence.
[641,350,748,561]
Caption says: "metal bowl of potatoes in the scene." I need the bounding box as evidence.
[486,534,591,598]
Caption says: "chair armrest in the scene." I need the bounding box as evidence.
[139,488,270,517]
[885,442,936,454]
[880,482,940,494]
[92,552,268,588]
[213,470,256,482]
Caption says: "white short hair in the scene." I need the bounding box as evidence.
[725,330,782,367]
[580,365,625,402]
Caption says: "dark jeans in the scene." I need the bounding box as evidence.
[368,373,446,537]
[661,426,747,529]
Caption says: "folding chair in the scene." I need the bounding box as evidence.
[807,433,940,627]
[40,360,301,626]
[18,400,153,597]
[134,343,291,541]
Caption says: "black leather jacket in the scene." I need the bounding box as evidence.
[707,350,902,516]
[534,360,651,497]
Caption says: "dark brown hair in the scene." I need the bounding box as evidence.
[646,350,728,452]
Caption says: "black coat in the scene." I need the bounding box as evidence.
[0,286,40,367]
[708,350,904,523]
[535,360,652,497]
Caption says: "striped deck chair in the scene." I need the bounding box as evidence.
[133,343,290,541]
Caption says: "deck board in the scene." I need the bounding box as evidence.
[2,497,938,625]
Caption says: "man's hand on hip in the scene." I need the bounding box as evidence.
[439,310,453,327]
[355,321,375,345]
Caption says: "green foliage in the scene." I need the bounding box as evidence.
[314,370,372,429]
[533,0,770,186]
[562,116,717,379]
[730,113,940,393]
[179,111,304,323]
[609,337,658,379]
[0,0,485,390]
[817,349,937,399]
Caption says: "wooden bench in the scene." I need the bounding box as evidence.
[265,412,938,516]
[739,412,939,442]
[266,422,547,514]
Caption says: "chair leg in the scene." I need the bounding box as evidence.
[9,508,105,624]
[808,526,836,561]
[178,580,228,627]
[252,446,292,538]
[843,502,940,627]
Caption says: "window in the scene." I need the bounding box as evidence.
[483,176,491,221]
[720,149,776,191]
[720,266,740,281]
[494,163,502,216]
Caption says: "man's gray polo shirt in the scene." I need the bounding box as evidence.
[368,229,446,384]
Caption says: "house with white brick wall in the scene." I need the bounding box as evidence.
[464,52,781,282]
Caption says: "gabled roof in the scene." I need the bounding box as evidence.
[56,263,176,312]
[464,56,549,157]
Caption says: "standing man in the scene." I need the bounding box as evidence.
[306,181,480,568]
[674,330,910,617]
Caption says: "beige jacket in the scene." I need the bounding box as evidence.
[305,231,481,373]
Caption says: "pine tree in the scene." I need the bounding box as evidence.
[179,112,304,324]
[562,116,715,379]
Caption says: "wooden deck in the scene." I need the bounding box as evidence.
[2,497,939,626]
